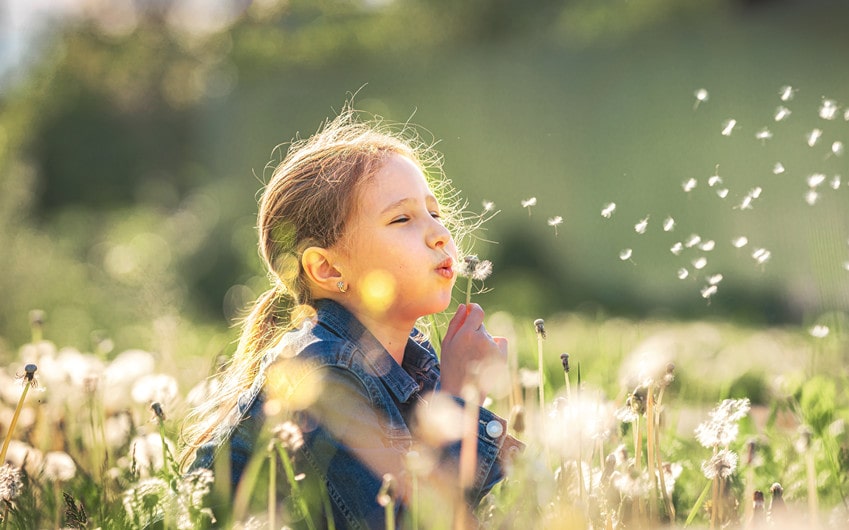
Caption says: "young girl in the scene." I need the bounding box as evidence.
[181,108,521,528]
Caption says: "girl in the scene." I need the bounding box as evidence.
[181,108,521,529]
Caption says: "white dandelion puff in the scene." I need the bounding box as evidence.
[731,236,748,248]
[807,173,826,188]
[752,248,771,265]
[806,128,822,147]
[819,99,839,120]
[670,242,683,255]
[601,202,617,218]
[692,257,708,270]
[694,88,709,109]
[774,106,792,121]
[619,248,633,261]
[707,274,723,285]
[832,141,844,157]
[521,197,537,215]
[677,268,689,280]
[682,178,697,192]
[721,119,737,136]
[699,240,716,252]
[684,234,702,248]
[695,398,751,448]
[755,128,773,142]
[634,216,649,234]
[830,175,841,190]
[0,464,23,502]
[663,216,675,232]
[701,449,738,480]
[547,216,563,235]
[701,284,718,299]
[809,325,829,338]
[779,85,795,102]
[773,162,785,174]
[42,451,76,482]
[805,190,819,205]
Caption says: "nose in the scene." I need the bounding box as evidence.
[427,217,452,250]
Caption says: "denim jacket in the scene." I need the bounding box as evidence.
[189,299,522,529]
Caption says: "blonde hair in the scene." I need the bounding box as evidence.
[180,107,468,467]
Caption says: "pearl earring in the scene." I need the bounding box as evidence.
[337,280,347,293]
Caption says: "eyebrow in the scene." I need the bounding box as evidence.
[380,195,439,215]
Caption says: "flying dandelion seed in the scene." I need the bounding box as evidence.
[819,99,839,120]
[701,284,718,299]
[807,173,826,188]
[732,236,749,248]
[634,216,649,234]
[708,174,722,187]
[845,109,849,121]
[692,257,708,270]
[779,85,795,101]
[619,248,633,261]
[755,128,773,142]
[677,268,689,280]
[805,189,819,205]
[721,119,737,136]
[738,194,754,210]
[844,261,849,271]
[775,106,792,121]
[547,216,563,235]
[750,187,762,199]
[716,188,729,199]
[830,175,841,189]
[832,141,844,156]
[601,202,616,218]
[481,200,495,212]
[707,274,723,285]
[694,88,709,109]
[773,162,785,174]
[806,128,822,147]
[670,242,683,255]
[682,178,697,192]
[663,216,675,232]
[809,325,829,338]
[752,248,771,265]
[685,234,702,248]
[699,240,716,251]
[521,197,537,215]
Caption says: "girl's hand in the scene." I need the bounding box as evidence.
[439,303,508,402]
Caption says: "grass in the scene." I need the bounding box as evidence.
[1,306,848,529]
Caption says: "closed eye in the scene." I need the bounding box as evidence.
[390,215,410,224]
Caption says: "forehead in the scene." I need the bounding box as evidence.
[359,153,435,206]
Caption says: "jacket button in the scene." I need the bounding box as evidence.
[485,420,504,439]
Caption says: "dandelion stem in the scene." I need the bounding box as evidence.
[275,444,317,530]
[269,450,276,530]
[806,450,819,526]
[0,367,35,464]
[646,383,657,521]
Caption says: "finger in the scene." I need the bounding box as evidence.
[493,336,508,357]
[460,304,485,333]
[443,304,467,340]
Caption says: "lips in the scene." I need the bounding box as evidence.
[436,257,454,279]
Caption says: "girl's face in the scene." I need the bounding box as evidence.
[334,153,458,324]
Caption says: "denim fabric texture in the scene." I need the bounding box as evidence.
[189,298,521,529]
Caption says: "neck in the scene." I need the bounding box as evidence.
[352,310,415,365]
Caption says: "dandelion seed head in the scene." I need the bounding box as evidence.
[271,421,304,451]
[677,268,689,280]
[716,188,729,199]
[832,141,844,157]
[42,451,76,482]
[634,216,649,234]
[601,202,617,218]
[701,449,738,480]
[699,240,716,252]
[695,398,750,448]
[0,464,23,501]
[779,85,795,102]
[807,128,822,147]
[819,99,839,120]
[721,119,737,136]
[519,368,540,389]
[533,318,546,338]
[670,242,683,255]
[692,257,708,270]
[755,128,773,141]
[682,178,697,192]
[732,236,749,248]
[809,325,829,338]
[132,373,179,407]
[663,216,675,232]
[773,162,785,174]
[805,189,819,206]
[752,248,771,265]
[619,248,633,261]
[774,106,792,121]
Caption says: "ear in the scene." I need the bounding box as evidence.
[301,246,343,293]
